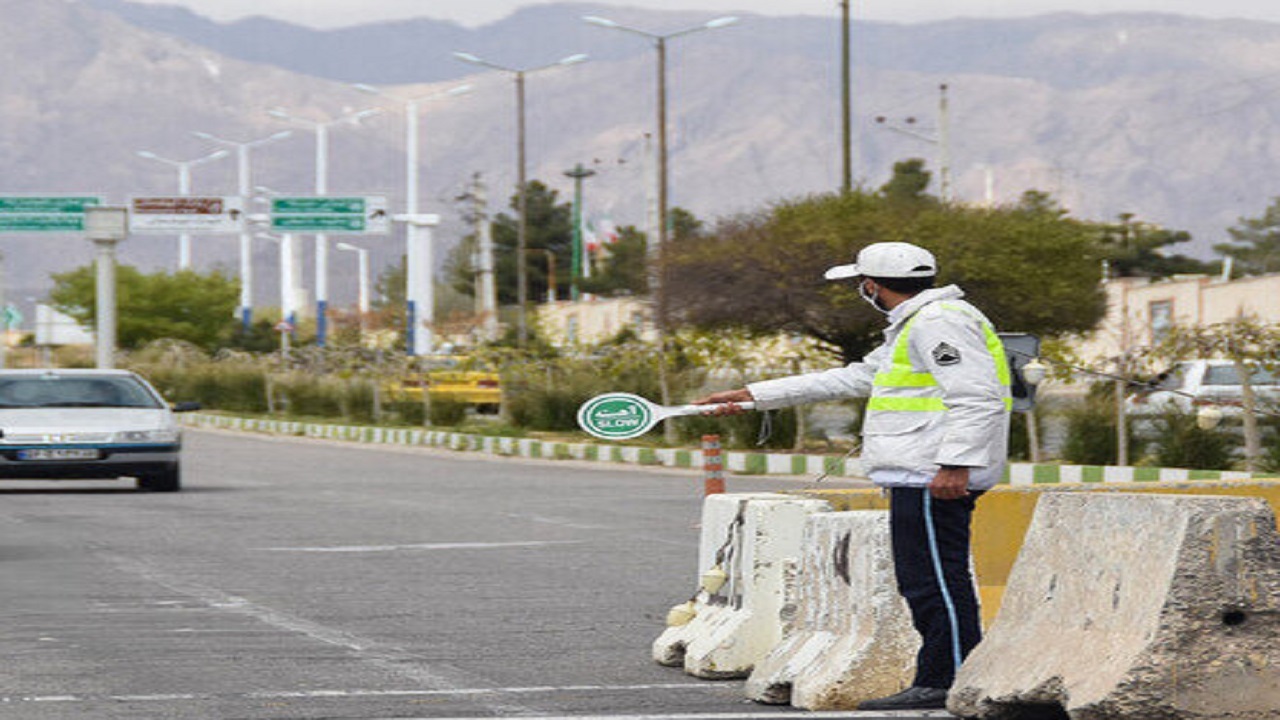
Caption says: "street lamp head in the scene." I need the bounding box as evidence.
[453,51,485,66]
[336,242,358,252]
[353,83,381,96]
[582,15,619,28]
[136,150,160,160]
[558,53,589,66]
[350,108,382,124]
[191,130,217,141]
[266,108,290,119]
[267,129,293,142]
[705,16,739,29]
[446,83,474,97]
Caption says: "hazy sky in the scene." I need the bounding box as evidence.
[129,0,1280,28]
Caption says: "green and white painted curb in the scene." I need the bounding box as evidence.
[181,413,1261,484]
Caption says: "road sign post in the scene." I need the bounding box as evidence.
[85,207,129,370]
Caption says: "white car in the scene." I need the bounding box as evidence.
[1126,359,1280,417]
[0,369,198,491]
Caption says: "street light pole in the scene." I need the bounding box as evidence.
[135,149,229,269]
[336,242,370,335]
[267,106,381,347]
[255,231,298,352]
[583,14,737,441]
[452,51,589,346]
[582,14,738,331]
[354,83,470,356]
[191,129,292,332]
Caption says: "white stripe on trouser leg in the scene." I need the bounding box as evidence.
[922,491,964,675]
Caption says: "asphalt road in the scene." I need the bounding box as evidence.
[0,429,946,720]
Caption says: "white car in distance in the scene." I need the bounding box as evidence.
[0,369,198,491]
[1126,359,1280,418]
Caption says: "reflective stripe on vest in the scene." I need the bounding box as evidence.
[868,303,1012,412]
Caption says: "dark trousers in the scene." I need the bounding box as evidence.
[889,486,984,689]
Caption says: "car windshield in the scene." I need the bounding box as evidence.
[1203,365,1279,387]
[1152,364,1190,391]
[0,376,163,409]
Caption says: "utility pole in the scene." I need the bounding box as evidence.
[840,0,852,194]
[939,83,952,203]
[472,173,498,342]
[563,163,597,299]
[873,82,952,202]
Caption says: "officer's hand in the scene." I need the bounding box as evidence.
[930,466,970,500]
[692,389,753,416]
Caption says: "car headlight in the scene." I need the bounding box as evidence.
[113,429,180,443]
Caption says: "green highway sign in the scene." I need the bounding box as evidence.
[0,197,99,213]
[272,197,366,214]
[272,216,368,232]
[0,196,101,232]
[269,195,389,235]
[0,215,87,231]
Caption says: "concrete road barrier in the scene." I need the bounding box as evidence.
[745,511,917,709]
[653,493,832,679]
[950,493,1280,719]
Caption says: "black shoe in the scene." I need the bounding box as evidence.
[857,685,949,710]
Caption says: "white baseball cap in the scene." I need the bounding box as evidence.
[824,242,937,280]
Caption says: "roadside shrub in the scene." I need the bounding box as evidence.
[498,344,705,432]
[1059,384,1142,466]
[1145,410,1235,470]
[674,408,797,450]
[429,397,469,426]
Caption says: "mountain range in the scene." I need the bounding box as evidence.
[5,0,1280,313]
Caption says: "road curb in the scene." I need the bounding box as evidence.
[180,413,1264,484]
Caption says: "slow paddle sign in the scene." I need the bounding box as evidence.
[576,392,755,441]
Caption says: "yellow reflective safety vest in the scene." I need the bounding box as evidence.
[748,286,1012,489]
[867,302,1012,415]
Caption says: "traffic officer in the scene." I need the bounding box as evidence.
[695,241,1011,711]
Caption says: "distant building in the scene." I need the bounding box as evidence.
[1076,273,1280,363]
[34,304,94,346]
[535,298,656,346]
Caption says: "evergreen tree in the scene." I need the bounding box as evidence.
[1217,198,1280,275]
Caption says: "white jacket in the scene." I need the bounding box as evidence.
[747,285,1011,489]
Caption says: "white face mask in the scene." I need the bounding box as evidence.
[858,279,891,314]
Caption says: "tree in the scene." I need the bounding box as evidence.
[1101,213,1216,279]
[1150,318,1280,472]
[1217,198,1280,275]
[49,266,239,351]
[490,180,574,304]
[579,225,649,297]
[880,158,937,205]
[666,186,1109,362]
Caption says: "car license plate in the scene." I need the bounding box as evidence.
[17,448,102,461]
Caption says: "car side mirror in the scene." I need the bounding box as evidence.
[171,401,202,413]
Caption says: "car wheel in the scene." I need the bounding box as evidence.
[138,465,181,492]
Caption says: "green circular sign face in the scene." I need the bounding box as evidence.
[577,393,654,440]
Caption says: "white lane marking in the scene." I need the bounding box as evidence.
[0,682,720,704]
[499,512,609,530]
[263,540,581,553]
[94,551,533,716]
